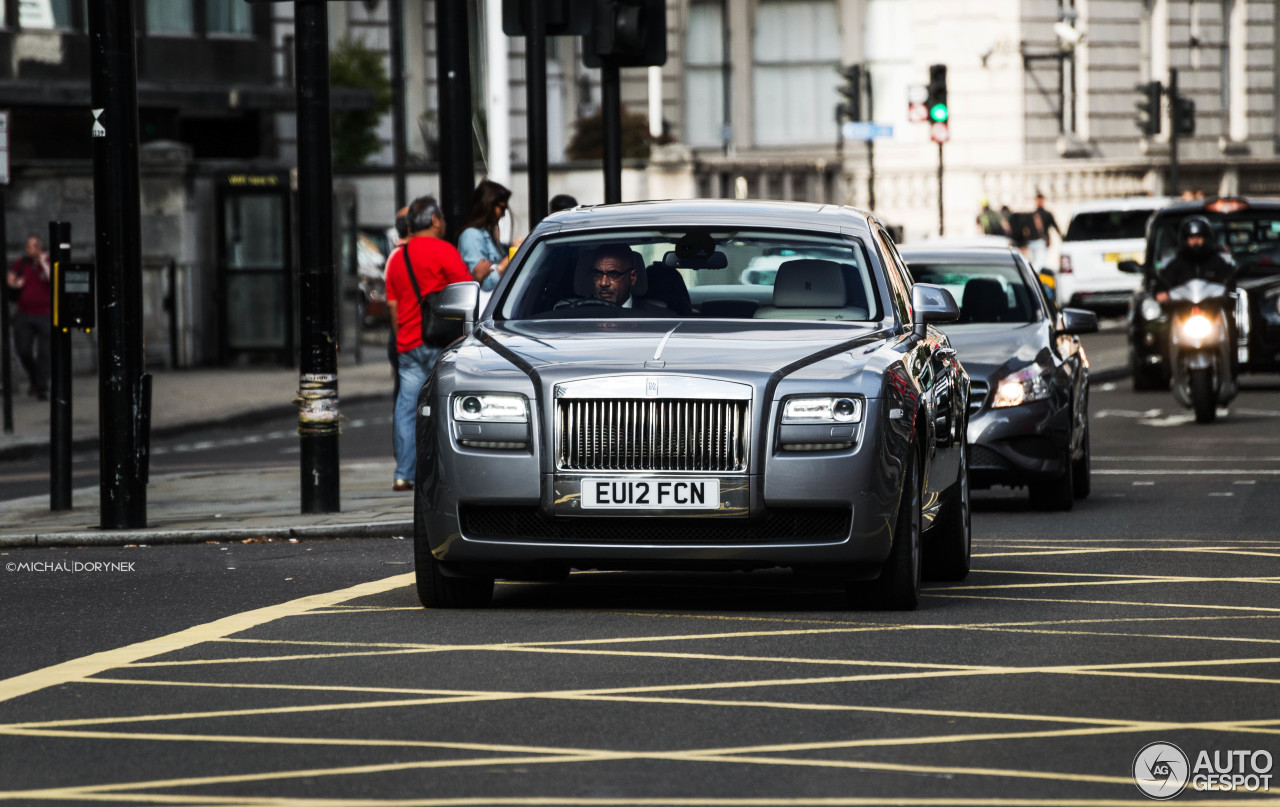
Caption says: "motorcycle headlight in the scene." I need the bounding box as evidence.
[992,365,1052,408]
[781,396,863,424]
[1180,313,1213,342]
[452,393,528,423]
[1140,297,1164,321]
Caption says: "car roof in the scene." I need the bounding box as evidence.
[1151,196,1280,220]
[537,199,878,236]
[1067,196,1175,216]
[896,246,1020,264]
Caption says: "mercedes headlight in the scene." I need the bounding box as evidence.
[452,393,528,423]
[992,365,1052,408]
[1139,297,1164,321]
[781,396,863,424]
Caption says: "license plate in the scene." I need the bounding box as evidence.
[1104,252,1142,264]
[580,478,720,510]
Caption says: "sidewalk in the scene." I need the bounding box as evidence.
[0,323,1131,549]
[1,347,411,548]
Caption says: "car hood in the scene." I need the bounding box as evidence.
[939,322,1054,381]
[447,318,901,396]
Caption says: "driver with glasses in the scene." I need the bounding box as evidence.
[558,244,666,312]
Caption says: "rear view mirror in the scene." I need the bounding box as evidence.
[433,281,480,336]
[663,250,728,270]
[1058,307,1099,335]
[912,283,959,336]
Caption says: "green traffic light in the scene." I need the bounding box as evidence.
[929,103,949,123]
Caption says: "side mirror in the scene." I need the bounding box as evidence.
[1117,260,1143,275]
[912,283,960,337]
[1058,306,1099,335]
[433,281,480,336]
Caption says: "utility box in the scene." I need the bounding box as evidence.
[53,262,95,332]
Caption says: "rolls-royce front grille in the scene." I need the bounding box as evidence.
[968,380,990,414]
[557,399,748,472]
[460,506,850,545]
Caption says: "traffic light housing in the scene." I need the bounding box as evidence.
[583,0,667,68]
[836,63,863,122]
[1173,94,1196,136]
[926,64,948,123]
[1135,81,1162,136]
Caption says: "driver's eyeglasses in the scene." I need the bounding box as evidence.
[590,270,628,281]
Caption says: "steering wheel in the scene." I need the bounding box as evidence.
[565,297,620,309]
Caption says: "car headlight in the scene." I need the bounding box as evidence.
[992,365,1052,408]
[781,396,863,424]
[452,393,528,423]
[1140,297,1164,321]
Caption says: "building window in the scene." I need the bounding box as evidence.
[19,0,76,29]
[146,0,195,35]
[685,0,726,148]
[207,0,252,35]
[752,0,841,146]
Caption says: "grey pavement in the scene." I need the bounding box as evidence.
[0,321,1130,548]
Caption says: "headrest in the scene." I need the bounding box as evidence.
[960,277,1007,322]
[573,249,648,298]
[772,259,847,308]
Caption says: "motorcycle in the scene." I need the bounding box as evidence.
[1165,278,1238,423]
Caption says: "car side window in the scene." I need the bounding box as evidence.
[874,228,913,326]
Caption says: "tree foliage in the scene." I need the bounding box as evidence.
[329,37,394,166]
[566,107,652,161]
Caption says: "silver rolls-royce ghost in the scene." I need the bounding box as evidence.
[414,200,971,610]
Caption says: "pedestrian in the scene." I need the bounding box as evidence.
[1027,191,1063,271]
[1003,205,1032,261]
[976,198,1008,236]
[457,179,523,295]
[5,234,52,400]
[549,193,578,213]
[383,195,474,491]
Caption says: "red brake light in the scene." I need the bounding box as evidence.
[1205,198,1248,214]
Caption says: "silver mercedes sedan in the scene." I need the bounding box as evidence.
[414,200,971,610]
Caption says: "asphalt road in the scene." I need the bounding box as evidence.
[1,375,1278,804]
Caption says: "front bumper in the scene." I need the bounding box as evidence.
[417,395,909,574]
[966,398,1069,489]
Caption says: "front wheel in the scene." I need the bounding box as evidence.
[851,450,922,610]
[414,533,494,608]
[1190,367,1217,424]
[924,442,970,582]
[1072,416,1091,499]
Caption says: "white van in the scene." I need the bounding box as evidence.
[1057,196,1174,312]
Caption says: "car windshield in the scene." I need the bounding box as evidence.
[1151,212,1280,277]
[497,229,883,322]
[1065,210,1154,242]
[905,261,1040,324]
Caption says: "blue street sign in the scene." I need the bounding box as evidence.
[841,121,894,141]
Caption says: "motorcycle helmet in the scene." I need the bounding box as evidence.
[1178,215,1215,256]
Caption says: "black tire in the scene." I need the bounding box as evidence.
[414,531,494,608]
[1029,457,1074,512]
[924,442,970,582]
[1072,416,1091,500]
[851,450,922,610]
[1190,367,1217,424]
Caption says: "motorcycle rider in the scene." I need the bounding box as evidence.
[1155,215,1235,302]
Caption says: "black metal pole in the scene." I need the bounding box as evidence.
[294,0,340,514]
[602,61,622,205]
[0,189,11,436]
[526,2,549,224]
[1168,67,1179,198]
[435,0,475,241]
[866,71,876,211]
[348,200,361,365]
[389,0,407,210]
[48,221,71,512]
[166,258,178,369]
[937,140,945,237]
[88,0,147,529]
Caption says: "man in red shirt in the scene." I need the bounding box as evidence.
[5,234,52,400]
[383,195,474,490]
